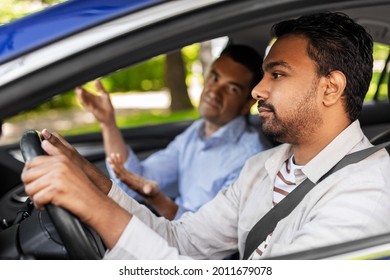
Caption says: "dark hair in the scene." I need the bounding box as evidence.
[272,12,373,121]
[220,44,263,99]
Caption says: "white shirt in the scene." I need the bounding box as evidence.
[250,155,302,259]
[104,120,390,259]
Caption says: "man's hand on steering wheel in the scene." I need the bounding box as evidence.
[40,129,112,194]
[20,129,132,256]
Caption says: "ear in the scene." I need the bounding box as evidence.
[240,98,256,115]
[322,70,346,107]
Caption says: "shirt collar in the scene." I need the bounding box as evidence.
[197,116,248,144]
[265,120,366,184]
[302,120,366,183]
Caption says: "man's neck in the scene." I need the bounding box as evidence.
[292,120,351,165]
[203,121,223,138]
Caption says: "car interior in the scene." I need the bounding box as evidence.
[0,0,390,259]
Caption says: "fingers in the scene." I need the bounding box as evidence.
[116,153,123,162]
[76,80,108,100]
[21,155,55,185]
[22,154,69,186]
[25,174,59,210]
[142,181,159,196]
[21,153,100,218]
[108,153,124,165]
[75,86,89,106]
[94,80,109,96]
[76,85,98,110]
[51,130,75,151]
[40,129,74,157]
[77,80,109,97]
[143,184,153,195]
[41,128,52,140]
[76,81,115,126]
[75,86,84,97]
[107,153,124,173]
[107,154,127,181]
[40,129,87,176]
[106,152,158,196]
[22,155,69,209]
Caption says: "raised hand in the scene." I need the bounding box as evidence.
[76,80,115,126]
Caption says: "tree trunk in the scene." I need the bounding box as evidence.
[165,50,193,111]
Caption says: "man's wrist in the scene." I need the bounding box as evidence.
[100,118,116,130]
[83,157,112,194]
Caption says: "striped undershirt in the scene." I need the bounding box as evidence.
[250,155,303,259]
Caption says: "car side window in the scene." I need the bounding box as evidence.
[366,42,390,102]
[0,38,230,145]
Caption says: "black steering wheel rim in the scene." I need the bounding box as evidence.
[20,129,102,259]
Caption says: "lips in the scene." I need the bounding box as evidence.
[201,95,221,109]
[258,107,273,114]
[257,100,274,117]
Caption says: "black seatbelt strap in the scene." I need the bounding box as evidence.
[242,141,390,260]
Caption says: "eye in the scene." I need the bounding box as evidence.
[271,72,283,80]
[208,72,218,83]
[225,84,243,97]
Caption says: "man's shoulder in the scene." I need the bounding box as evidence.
[240,127,274,150]
[172,119,203,140]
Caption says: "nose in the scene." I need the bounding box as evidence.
[251,78,269,100]
[207,82,223,98]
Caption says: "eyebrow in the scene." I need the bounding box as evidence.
[263,61,293,72]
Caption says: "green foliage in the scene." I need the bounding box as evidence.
[64,109,200,136]
[101,44,201,93]
[116,109,199,127]
[366,42,390,101]
[103,55,166,92]
[0,0,65,25]
[182,43,201,77]
[373,42,390,60]
[26,43,201,111]
[38,91,78,110]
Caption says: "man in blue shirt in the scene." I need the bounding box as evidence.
[76,44,271,220]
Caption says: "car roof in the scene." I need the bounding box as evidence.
[0,0,164,65]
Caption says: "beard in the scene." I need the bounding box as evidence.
[259,81,323,144]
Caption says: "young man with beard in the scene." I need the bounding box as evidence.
[22,12,390,259]
[75,44,270,220]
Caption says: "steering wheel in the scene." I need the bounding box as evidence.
[20,129,102,259]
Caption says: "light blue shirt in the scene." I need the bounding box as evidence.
[107,116,270,219]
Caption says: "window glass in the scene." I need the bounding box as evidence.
[0,38,229,145]
[366,42,390,102]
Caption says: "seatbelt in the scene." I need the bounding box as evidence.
[242,141,390,260]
